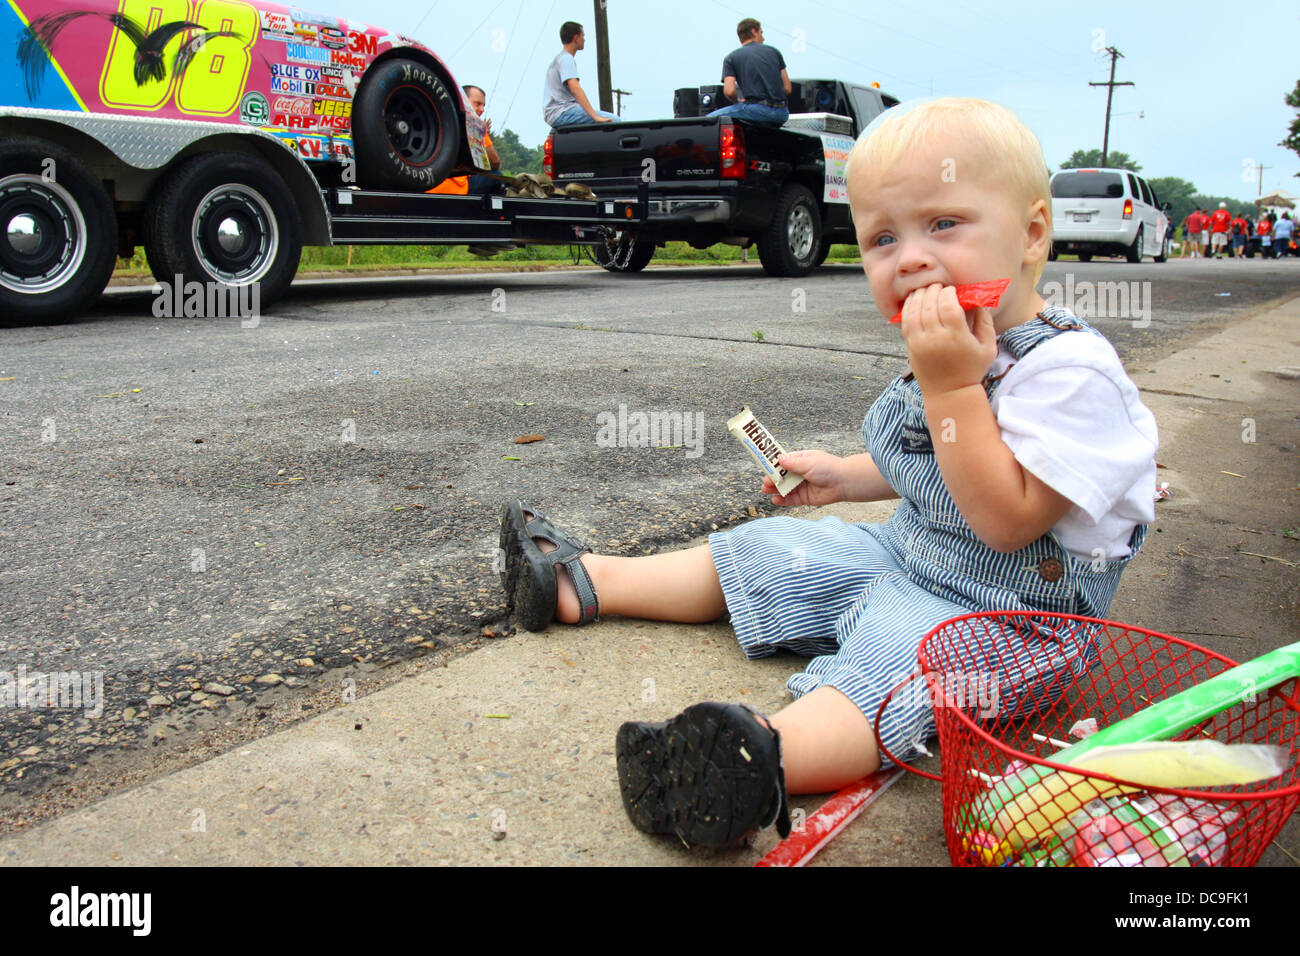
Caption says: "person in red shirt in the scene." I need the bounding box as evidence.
[1229,215,1249,258]
[1210,203,1232,257]
[1256,216,1274,259]
[1181,210,1202,258]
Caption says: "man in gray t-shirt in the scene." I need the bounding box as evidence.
[707,17,791,127]
[544,20,620,128]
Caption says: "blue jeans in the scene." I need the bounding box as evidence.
[467,173,505,196]
[550,105,620,128]
[707,102,789,127]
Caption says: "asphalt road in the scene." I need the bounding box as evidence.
[2,255,1297,807]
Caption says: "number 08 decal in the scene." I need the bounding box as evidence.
[99,0,257,117]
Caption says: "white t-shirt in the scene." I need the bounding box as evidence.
[988,330,1158,560]
[543,51,580,126]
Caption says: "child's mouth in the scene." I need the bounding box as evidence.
[888,279,1011,323]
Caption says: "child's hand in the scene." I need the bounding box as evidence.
[901,283,997,397]
[762,450,845,506]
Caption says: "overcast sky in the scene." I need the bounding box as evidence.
[330,0,1300,201]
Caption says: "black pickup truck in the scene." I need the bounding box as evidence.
[545,79,898,276]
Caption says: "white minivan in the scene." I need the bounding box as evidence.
[1049,168,1170,263]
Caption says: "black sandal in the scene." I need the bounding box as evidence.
[499,500,600,632]
[616,702,791,848]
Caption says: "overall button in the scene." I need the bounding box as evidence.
[1037,557,1064,582]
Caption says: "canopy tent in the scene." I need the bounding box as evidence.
[1255,191,1296,209]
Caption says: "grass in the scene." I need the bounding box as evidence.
[111,243,863,279]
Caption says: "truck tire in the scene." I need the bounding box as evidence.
[758,184,821,277]
[1126,226,1143,263]
[143,152,301,312]
[352,58,460,192]
[813,239,831,268]
[0,137,116,323]
[591,235,655,273]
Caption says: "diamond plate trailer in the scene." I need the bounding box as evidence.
[1,106,645,320]
[0,0,646,320]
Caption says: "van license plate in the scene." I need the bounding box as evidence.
[1072,213,1092,223]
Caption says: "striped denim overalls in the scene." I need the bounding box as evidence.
[709,307,1148,763]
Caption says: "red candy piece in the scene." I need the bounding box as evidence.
[888,278,1012,323]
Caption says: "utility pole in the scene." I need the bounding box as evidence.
[1089,47,1133,167]
[1256,164,1271,197]
[612,87,631,116]
[593,0,612,113]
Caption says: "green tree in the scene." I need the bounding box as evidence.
[1193,194,1254,218]
[1147,176,1197,223]
[492,127,543,176]
[1060,149,1142,172]
[1282,79,1300,172]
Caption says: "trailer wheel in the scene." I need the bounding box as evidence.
[758,184,821,277]
[143,152,301,313]
[353,58,460,191]
[0,137,116,323]
[591,235,655,273]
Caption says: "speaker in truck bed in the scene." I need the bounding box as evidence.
[673,87,700,118]
[697,84,725,113]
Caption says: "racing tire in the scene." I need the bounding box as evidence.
[143,151,301,314]
[1155,236,1169,263]
[1126,226,1144,263]
[591,236,655,273]
[0,136,116,323]
[757,184,821,277]
[1077,253,1093,263]
[353,58,461,192]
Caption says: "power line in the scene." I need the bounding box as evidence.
[499,0,558,132]
[447,0,510,62]
[408,0,441,39]
[488,0,528,103]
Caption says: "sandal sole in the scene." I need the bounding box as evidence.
[501,501,557,632]
[616,702,781,847]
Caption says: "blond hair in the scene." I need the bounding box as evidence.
[848,98,1053,280]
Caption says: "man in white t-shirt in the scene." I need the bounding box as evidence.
[543,21,619,128]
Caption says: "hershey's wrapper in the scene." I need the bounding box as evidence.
[726,406,805,497]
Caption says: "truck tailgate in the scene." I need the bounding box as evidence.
[551,117,722,183]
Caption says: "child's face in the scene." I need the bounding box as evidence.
[849,137,1046,325]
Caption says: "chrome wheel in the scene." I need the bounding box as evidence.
[190,184,279,285]
[787,204,814,261]
[0,174,88,295]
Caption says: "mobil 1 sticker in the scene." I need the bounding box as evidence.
[821,133,854,204]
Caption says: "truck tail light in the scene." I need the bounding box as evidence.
[1122,198,1133,219]
[720,120,746,179]
[543,133,554,178]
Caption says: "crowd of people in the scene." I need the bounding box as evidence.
[1179,203,1295,259]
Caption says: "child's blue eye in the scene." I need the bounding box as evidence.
[874,234,896,247]
[935,219,957,231]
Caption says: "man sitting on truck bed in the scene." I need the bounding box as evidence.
[544,21,620,128]
[707,17,792,128]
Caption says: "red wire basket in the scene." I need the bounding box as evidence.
[875,611,1300,867]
